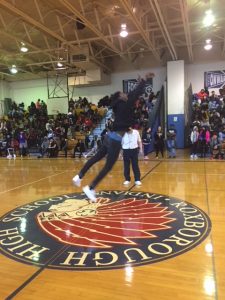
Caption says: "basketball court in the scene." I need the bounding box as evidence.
[0,151,224,300]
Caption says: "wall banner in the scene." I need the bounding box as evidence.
[123,78,153,99]
[204,70,225,89]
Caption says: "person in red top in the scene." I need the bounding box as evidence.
[197,89,208,101]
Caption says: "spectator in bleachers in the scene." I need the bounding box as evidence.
[36,99,41,110]
[45,119,53,133]
[142,125,152,160]
[40,137,49,157]
[198,126,210,158]
[154,126,164,159]
[197,89,208,101]
[60,137,68,158]
[27,127,38,147]
[47,138,58,158]
[73,139,85,158]
[98,95,110,107]
[166,125,176,158]
[190,126,199,159]
[218,125,225,143]
[210,132,220,159]
[18,130,28,156]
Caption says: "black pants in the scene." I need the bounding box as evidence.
[123,148,140,181]
[79,135,121,189]
[199,140,208,157]
[191,142,198,155]
[155,143,164,157]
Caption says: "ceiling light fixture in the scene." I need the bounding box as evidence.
[120,24,128,38]
[20,42,28,53]
[204,39,212,50]
[203,10,215,27]
[10,65,18,74]
[57,62,63,67]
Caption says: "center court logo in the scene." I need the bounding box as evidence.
[0,191,211,271]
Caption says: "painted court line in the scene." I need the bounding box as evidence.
[0,170,69,195]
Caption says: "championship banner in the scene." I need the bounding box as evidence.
[123,78,153,99]
[204,70,225,89]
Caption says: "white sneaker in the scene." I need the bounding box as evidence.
[123,180,131,185]
[190,154,194,159]
[83,185,97,202]
[194,154,198,159]
[135,181,142,186]
[72,175,82,187]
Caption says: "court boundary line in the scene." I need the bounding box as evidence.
[5,245,70,300]
[0,170,69,195]
[203,160,218,300]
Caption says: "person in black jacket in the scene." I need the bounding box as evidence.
[154,126,164,158]
[142,125,152,159]
[72,72,154,201]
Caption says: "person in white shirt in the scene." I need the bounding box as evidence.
[121,128,143,186]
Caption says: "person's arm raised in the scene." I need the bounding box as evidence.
[128,72,155,104]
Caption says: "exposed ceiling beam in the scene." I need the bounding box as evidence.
[179,0,193,61]
[149,0,178,60]
[0,0,110,72]
[34,0,44,23]
[0,0,66,43]
[0,28,59,63]
[119,0,161,62]
[58,0,122,55]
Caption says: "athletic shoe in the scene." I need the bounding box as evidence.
[83,185,97,202]
[194,154,198,159]
[135,181,142,186]
[123,180,131,185]
[72,175,82,187]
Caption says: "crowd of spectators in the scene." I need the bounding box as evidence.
[190,87,225,159]
[0,89,159,159]
[0,96,107,158]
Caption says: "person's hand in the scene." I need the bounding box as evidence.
[139,148,143,156]
[137,74,142,82]
[145,72,155,80]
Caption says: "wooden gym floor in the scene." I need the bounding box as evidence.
[0,150,224,300]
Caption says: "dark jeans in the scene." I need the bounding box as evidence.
[143,144,151,156]
[79,135,121,189]
[123,148,140,181]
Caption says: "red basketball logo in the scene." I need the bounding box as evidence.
[37,197,175,248]
[0,191,211,271]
